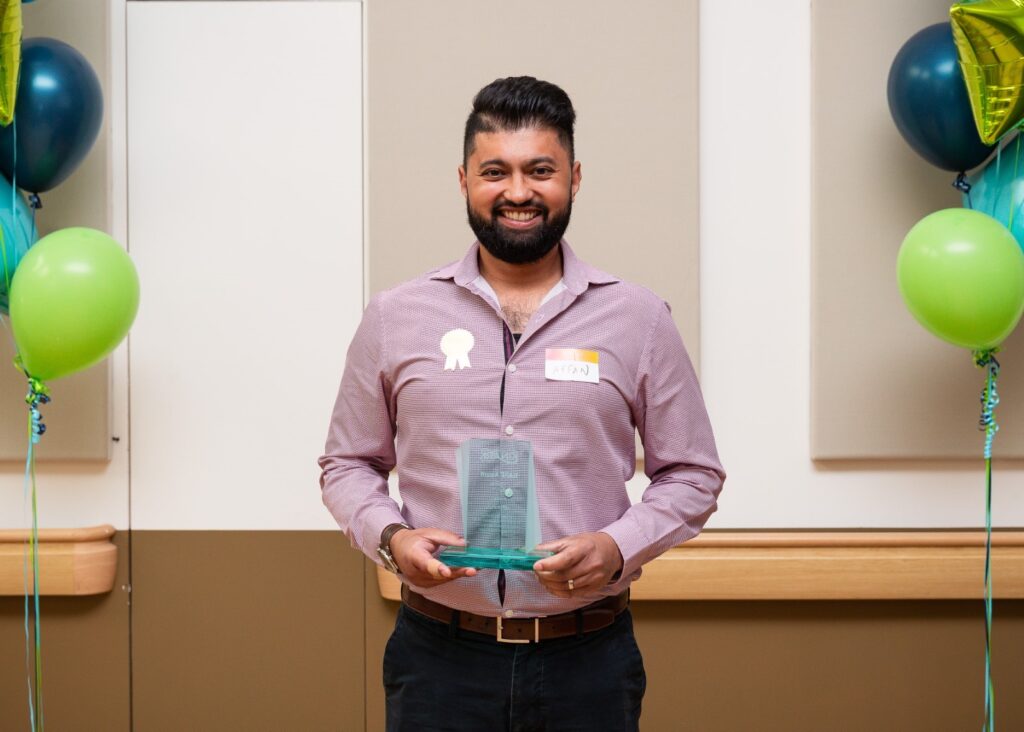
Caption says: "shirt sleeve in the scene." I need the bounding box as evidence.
[600,302,726,587]
[318,293,406,563]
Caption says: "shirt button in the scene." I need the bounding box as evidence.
[505,425,514,436]
[504,488,514,498]
[504,610,514,618]
[507,364,517,373]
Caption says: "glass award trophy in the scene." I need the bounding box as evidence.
[438,438,552,570]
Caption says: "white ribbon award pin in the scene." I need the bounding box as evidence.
[440,328,475,370]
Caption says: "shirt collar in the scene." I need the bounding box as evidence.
[429,239,619,295]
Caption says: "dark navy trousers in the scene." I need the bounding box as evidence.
[384,603,646,732]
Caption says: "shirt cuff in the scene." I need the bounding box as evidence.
[362,505,408,563]
[599,513,650,585]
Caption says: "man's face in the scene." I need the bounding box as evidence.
[459,126,581,265]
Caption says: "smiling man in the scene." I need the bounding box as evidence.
[319,77,725,731]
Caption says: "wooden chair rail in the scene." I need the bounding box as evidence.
[0,524,117,596]
[376,531,1024,602]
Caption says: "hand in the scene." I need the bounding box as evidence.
[532,531,624,598]
[389,527,478,588]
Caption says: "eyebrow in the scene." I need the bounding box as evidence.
[477,156,559,169]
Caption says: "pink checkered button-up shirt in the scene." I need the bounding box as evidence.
[319,241,725,617]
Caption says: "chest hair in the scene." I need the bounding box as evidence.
[500,292,543,334]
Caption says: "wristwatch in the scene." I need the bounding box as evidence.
[377,522,411,574]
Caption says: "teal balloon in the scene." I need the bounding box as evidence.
[965,133,1024,252]
[0,174,38,314]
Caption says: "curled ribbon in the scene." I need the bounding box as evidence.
[973,348,999,732]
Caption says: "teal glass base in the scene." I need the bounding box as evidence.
[438,545,553,571]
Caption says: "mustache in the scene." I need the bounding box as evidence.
[492,200,549,217]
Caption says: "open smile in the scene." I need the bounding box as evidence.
[497,208,543,229]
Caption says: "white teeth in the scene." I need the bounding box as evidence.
[502,210,538,222]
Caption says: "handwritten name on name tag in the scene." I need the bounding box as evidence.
[545,348,600,384]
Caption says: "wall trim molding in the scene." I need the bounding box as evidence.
[0,524,117,595]
[377,531,1024,601]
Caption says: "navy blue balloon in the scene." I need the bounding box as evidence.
[887,23,993,173]
[0,38,103,194]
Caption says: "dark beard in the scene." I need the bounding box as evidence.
[467,199,572,265]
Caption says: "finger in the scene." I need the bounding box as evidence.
[533,548,575,572]
[562,569,605,593]
[534,548,586,574]
[418,528,467,547]
[418,566,476,585]
[533,571,561,588]
[534,570,575,589]
[417,564,477,586]
[534,538,567,553]
[535,573,580,594]
[409,550,444,578]
[426,557,451,579]
[556,556,606,582]
[536,567,604,597]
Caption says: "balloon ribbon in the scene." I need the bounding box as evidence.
[16,359,48,732]
[973,348,999,732]
[953,173,974,210]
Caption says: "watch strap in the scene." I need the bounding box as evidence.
[377,522,411,574]
[379,522,411,551]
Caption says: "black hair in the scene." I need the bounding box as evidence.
[463,76,576,164]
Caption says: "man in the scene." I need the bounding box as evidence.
[320,76,724,731]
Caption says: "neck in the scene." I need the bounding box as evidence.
[477,242,563,294]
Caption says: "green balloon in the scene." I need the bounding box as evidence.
[898,208,1024,350]
[9,227,139,380]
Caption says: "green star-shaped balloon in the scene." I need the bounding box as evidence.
[951,0,1024,144]
[0,0,20,127]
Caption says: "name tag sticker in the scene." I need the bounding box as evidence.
[545,348,600,384]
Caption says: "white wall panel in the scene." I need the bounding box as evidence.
[127,2,362,529]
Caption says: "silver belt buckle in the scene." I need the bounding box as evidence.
[496,616,542,644]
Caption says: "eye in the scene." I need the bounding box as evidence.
[481,168,504,179]
[532,167,554,177]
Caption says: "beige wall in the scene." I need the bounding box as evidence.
[700,0,1024,528]
[0,0,113,464]
[810,0,1024,460]
[367,0,701,363]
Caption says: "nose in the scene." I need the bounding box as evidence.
[503,172,532,204]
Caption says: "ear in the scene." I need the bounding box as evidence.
[458,165,468,199]
[570,161,582,201]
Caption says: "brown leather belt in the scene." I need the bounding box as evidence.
[401,585,630,643]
